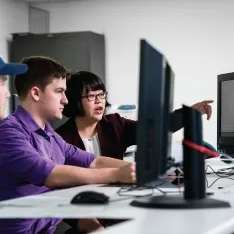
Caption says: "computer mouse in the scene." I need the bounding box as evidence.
[71,191,109,204]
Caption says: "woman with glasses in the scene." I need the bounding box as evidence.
[56,71,135,160]
[56,71,213,160]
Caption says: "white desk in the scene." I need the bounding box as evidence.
[1,170,234,233]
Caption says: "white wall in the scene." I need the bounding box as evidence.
[36,0,234,147]
[0,0,28,116]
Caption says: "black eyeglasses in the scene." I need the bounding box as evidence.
[81,91,108,102]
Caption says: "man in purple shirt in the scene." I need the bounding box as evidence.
[0,57,28,120]
[0,56,135,234]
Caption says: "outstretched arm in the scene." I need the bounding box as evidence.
[170,100,214,133]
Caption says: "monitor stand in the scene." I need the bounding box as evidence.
[130,194,230,209]
[131,105,231,209]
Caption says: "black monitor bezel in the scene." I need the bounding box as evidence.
[217,73,234,149]
[135,39,174,186]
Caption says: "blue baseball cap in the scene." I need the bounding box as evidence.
[0,57,28,76]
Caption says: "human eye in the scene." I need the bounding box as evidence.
[56,88,65,93]
[100,92,105,98]
[88,94,95,99]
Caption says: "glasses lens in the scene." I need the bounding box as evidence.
[85,92,108,101]
[100,92,106,99]
[88,94,95,101]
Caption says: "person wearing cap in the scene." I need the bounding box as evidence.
[0,57,28,120]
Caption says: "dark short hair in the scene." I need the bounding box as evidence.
[14,56,68,99]
[63,71,111,118]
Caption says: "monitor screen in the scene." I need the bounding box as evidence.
[135,39,174,186]
[217,72,234,155]
[220,80,234,136]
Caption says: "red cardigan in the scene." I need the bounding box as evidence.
[56,110,183,160]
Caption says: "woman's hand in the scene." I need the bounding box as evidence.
[191,100,214,120]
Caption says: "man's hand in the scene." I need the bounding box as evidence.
[191,100,214,120]
[77,218,104,233]
[115,162,136,183]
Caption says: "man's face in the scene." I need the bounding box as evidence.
[0,76,11,120]
[38,77,68,121]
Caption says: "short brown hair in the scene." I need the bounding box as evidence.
[14,56,68,98]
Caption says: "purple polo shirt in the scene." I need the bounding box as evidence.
[0,106,96,234]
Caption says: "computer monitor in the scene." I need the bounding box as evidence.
[131,39,230,209]
[217,73,234,156]
[135,39,174,186]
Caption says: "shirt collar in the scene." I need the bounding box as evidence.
[14,106,54,136]
[45,122,54,136]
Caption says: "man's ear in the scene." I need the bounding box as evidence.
[30,86,41,101]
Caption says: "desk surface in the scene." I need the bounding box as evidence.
[1,170,234,233]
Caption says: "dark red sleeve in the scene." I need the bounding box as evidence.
[120,116,137,148]
[170,108,184,133]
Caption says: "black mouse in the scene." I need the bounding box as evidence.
[71,191,109,204]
